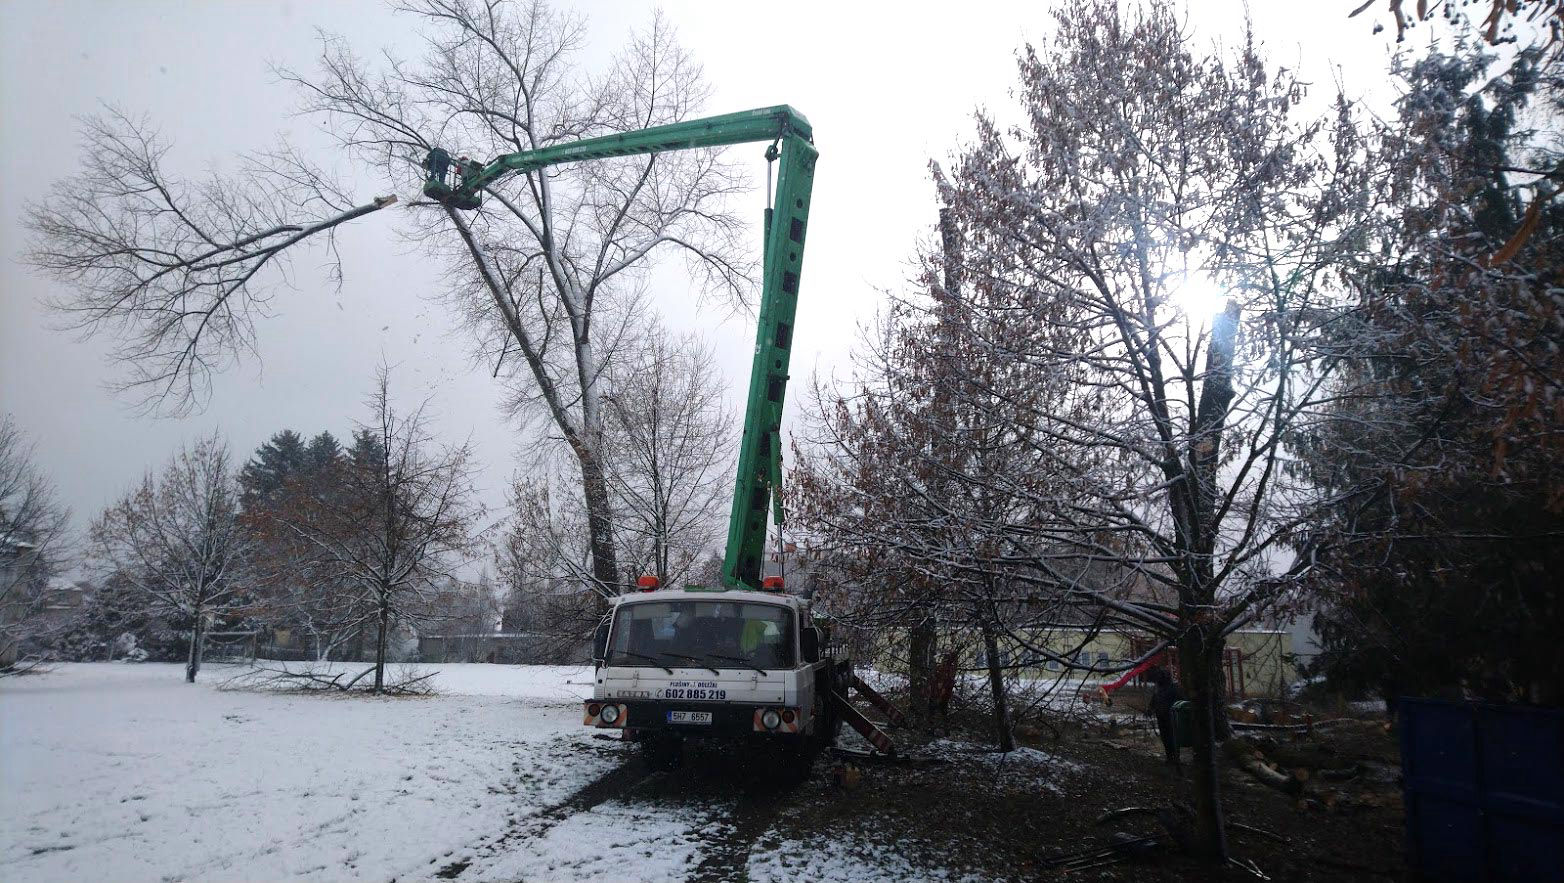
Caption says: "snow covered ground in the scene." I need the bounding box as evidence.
[0,663,611,882]
[2,663,1075,882]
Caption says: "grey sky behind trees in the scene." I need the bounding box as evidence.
[1,0,1397,564]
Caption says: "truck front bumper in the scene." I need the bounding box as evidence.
[583,699,805,739]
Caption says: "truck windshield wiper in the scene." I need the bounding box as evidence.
[706,653,766,676]
[618,650,673,674]
[661,652,720,676]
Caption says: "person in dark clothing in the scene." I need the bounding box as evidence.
[1147,666,1184,770]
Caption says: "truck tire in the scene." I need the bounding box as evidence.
[817,663,845,749]
[817,691,842,750]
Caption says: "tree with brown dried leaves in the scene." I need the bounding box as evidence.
[793,1,1383,859]
[275,367,480,692]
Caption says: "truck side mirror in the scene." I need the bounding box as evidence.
[592,619,611,664]
[801,627,820,663]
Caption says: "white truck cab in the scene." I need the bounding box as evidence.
[583,583,839,766]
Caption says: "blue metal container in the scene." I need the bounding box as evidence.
[1399,698,1564,881]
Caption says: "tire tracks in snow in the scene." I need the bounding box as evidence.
[684,788,788,883]
[617,748,807,883]
[435,741,807,882]
[433,749,657,878]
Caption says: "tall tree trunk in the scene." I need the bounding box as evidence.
[908,613,937,721]
[373,590,390,693]
[981,619,1014,752]
[1176,299,1240,858]
[577,446,621,610]
[186,605,205,683]
[1179,627,1229,860]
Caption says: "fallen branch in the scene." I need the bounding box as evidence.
[829,745,942,767]
[1094,806,1157,825]
[1319,763,1363,782]
[1043,833,1160,872]
[221,662,436,695]
[1313,855,1398,877]
[1231,721,1313,732]
[1310,717,1385,731]
[1229,821,1287,844]
[1225,739,1304,796]
[1228,856,1271,879]
[0,659,53,678]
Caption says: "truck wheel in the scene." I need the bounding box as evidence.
[817,675,844,750]
[642,734,682,771]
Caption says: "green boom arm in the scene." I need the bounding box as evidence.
[424,105,817,591]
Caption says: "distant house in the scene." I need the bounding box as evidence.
[878,623,1297,699]
[1,538,43,666]
[32,577,89,629]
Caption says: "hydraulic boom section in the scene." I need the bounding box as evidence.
[422,106,817,592]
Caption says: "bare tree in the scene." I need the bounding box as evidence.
[90,433,250,682]
[391,1,751,602]
[492,460,609,657]
[794,2,1381,860]
[493,319,732,655]
[0,415,72,669]
[602,324,732,587]
[23,111,395,414]
[24,1,751,606]
[278,367,480,692]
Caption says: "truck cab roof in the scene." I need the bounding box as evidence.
[612,587,808,612]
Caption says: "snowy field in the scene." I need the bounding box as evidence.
[0,663,616,882]
[1,663,1065,882]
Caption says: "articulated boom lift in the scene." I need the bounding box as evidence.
[427,108,903,761]
[423,106,815,591]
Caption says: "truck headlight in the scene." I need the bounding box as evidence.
[601,704,621,724]
[761,708,781,730]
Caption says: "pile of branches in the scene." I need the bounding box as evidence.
[221,662,436,696]
[1224,730,1400,814]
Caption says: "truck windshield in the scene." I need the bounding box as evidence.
[607,600,795,670]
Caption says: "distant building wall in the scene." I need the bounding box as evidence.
[874,625,1296,698]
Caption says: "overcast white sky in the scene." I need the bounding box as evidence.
[1,0,1400,560]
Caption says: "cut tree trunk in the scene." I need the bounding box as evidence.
[1224,738,1304,796]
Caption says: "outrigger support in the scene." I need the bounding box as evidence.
[830,691,898,756]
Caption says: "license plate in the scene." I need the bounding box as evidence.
[667,710,712,725]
